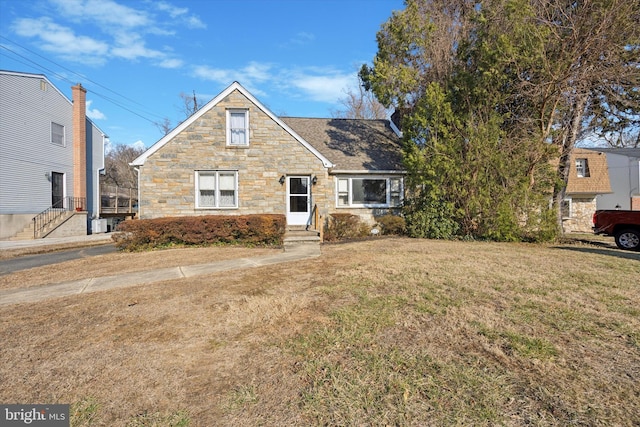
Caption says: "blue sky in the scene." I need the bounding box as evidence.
[0,0,404,150]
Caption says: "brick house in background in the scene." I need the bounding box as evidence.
[0,70,107,240]
[562,148,612,233]
[131,82,404,229]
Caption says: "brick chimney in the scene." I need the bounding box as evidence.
[72,83,87,208]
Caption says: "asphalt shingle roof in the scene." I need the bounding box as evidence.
[281,117,404,172]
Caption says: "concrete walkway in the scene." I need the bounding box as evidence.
[0,236,321,307]
[0,233,114,251]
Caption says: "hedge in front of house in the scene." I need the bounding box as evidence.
[112,214,286,251]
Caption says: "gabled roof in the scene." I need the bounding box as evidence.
[566,148,612,195]
[281,117,404,173]
[131,81,333,167]
[0,69,108,137]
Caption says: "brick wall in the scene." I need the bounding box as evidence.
[138,90,330,220]
[72,84,87,203]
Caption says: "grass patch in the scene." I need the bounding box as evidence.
[1,237,638,425]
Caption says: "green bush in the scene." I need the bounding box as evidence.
[402,194,459,239]
[323,213,371,242]
[375,214,406,235]
[112,214,286,251]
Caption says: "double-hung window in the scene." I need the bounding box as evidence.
[337,176,403,208]
[576,158,590,177]
[196,171,238,208]
[51,122,65,146]
[227,109,249,146]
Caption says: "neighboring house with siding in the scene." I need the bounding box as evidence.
[562,148,612,233]
[0,70,106,239]
[587,148,640,211]
[131,82,404,228]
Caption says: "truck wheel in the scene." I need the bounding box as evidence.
[614,229,640,251]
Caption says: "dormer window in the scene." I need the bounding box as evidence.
[576,158,590,177]
[227,109,249,146]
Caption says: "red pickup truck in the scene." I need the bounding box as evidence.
[592,210,640,251]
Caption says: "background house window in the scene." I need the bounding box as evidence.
[576,158,590,177]
[561,198,572,218]
[196,171,238,208]
[227,110,249,146]
[51,122,65,146]
[337,177,403,207]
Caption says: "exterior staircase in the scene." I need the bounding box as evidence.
[283,225,321,252]
[10,211,76,240]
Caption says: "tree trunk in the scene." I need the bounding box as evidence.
[553,93,588,234]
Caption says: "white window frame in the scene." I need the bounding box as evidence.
[226,109,249,146]
[51,122,65,146]
[576,158,589,178]
[336,176,403,208]
[561,197,572,219]
[195,170,239,209]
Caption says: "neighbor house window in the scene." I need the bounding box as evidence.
[196,171,238,208]
[336,177,403,208]
[576,158,590,177]
[51,122,65,146]
[227,109,249,146]
[561,198,572,218]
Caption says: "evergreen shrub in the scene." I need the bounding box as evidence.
[112,214,286,251]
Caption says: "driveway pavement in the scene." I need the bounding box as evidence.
[0,234,321,307]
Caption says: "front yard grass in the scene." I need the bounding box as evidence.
[0,237,638,426]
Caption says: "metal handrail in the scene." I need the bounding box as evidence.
[32,196,86,238]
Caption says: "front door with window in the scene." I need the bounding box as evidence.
[51,172,64,208]
[286,176,311,225]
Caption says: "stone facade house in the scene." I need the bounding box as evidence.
[131,82,404,229]
[562,148,612,233]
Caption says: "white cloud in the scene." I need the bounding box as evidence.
[51,0,150,29]
[156,1,206,29]
[12,17,109,64]
[86,100,106,120]
[131,140,146,151]
[192,62,273,96]
[111,33,163,60]
[288,69,356,104]
[12,0,204,68]
[191,62,357,106]
[157,58,184,69]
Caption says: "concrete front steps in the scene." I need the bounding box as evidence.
[9,211,75,240]
[283,226,321,253]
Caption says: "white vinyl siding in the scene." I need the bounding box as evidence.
[0,72,75,214]
[226,109,249,146]
[336,176,403,208]
[195,171,238,209]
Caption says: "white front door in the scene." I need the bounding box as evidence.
[286,176,311,225]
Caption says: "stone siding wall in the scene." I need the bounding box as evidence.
[139,90,330,220]
[562,197,596,233]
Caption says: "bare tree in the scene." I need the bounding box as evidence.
[154,117,172,136]
[103,143,145,189]
[179,90,204,118]
[332,78,389,119]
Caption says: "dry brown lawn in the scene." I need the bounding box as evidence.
[0,236,638,426]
